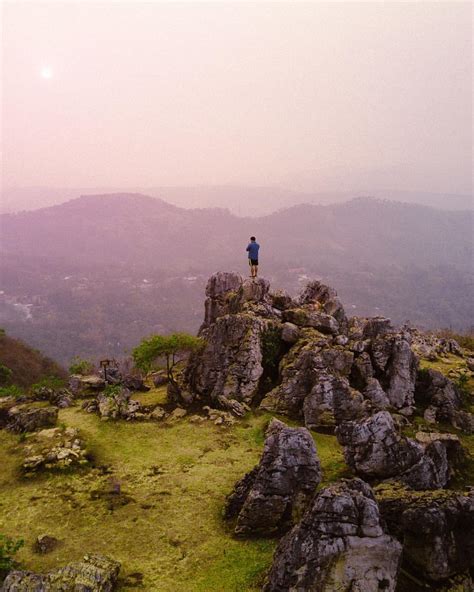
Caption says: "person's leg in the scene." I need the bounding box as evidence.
[254,263,258,277]
[249,259,253,277]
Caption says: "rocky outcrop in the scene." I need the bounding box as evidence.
[416,368,474,434]
[406,325,464,360]
[69,374,106,395]
[263,478,401,592]
[2,554,120,591]
[297,280,348,332]
[32,386,75,408]
[82,388,148,421]
[336,411,463,489]
[187,313,268,407]
[22,427,88,472]
[261,318,418,427]
[225,418,321,536]
[5,405,58,433]
[376,484,474,584]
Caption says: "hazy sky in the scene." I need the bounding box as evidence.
[1,1,472,196]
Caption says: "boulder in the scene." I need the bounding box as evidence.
[263,478,402,592]
[400,432,464,490]
[201,271,243,329]
[336,412,463,489]
[270,290,294,311]
[6,405,58,433]
[97,389,131,419]
[22,427,88,472]
[384,335,418,411]
[151,372,168,387]
[2,554,121,591]
[416,368,473,434]
[121,374,149,392]
[282,308,340,335]
[32,386,75,408]
[225,418,321,536]
[34,535,60,554]
[336,411,423,480]
[297,280,348,331]
[280,322,300,344]
[376,485,474,583]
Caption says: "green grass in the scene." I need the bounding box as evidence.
[0,400,347,591]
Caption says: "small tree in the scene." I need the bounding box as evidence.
[68,357,94,376]
[132,333,204,386]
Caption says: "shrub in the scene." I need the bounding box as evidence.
[69,357,94,375]
[30,375,65,393]
[0,385,24,399]
[102,384,122,398]
[0,534,24,577]
[0,365,12,386]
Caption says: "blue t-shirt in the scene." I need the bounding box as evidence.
[246,241,260,259]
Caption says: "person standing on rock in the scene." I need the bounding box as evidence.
[246,236,260,278]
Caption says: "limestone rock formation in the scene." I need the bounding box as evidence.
[5,405,58,433]
[69,374,106,395]
[32,386,75,408]
[187,313,268,407]
[336,411,463,489]
[83,387,148,420]
[263,478,402,592]
[22,427,88,472]
[376,484,474,584]
[416,368,474,434]
[2,554,121,591]
[225,418,321,536]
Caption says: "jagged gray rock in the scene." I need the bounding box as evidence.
[384,334,418,412]
[82,388,148,421]
[6,405,58,433]
[225,418,321,536]
[416,368,474,434]
[2,554,121,591]
[188,313,268,406]
[32,386,75,408]
[297,280,348,331]
[282,308,340,335]
[376,485,474,583]
[260,336,354,427]
[263,478,401,592]
[336,411,423,480]
[336,411,463,489]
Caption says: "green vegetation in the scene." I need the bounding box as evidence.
[0,387,347,591]
[0,330,66,389]
[260,326,285,392]
[30,375,66,393]
[0,365,13,386]
[102,384,123,398]
[0,534,24,578]
[69,357,95,376]
[133,333,204,384]
[0,385,23,399]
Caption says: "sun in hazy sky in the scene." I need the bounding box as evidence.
[40,66,53,79]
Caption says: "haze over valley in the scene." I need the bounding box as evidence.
[1,193,472,364]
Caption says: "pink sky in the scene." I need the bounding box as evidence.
[1,1,472,195]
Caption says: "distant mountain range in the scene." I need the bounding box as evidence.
[1,194,472,363]
[1,185,472,215]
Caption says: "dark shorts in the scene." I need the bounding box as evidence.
[249,258,259,266]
